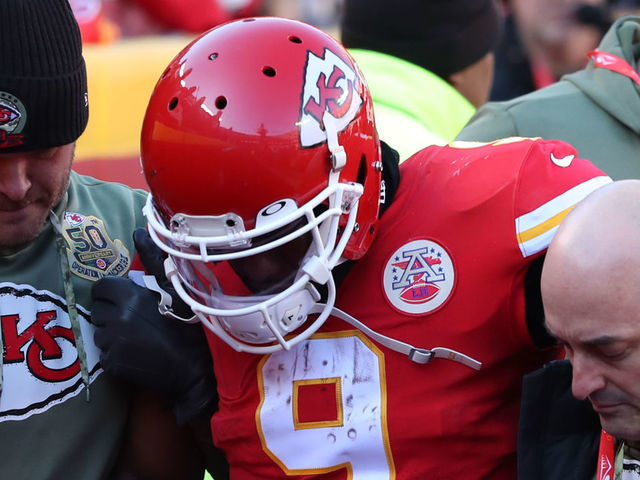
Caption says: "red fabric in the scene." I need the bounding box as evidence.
[588,49,640,87]
[205,138,608,479]
[531,57,556,90]
[130,0,262,33]
[295,382,339,424]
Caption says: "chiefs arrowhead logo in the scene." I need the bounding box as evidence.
[299,48,362,147]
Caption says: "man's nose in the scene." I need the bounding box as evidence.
[571,353,606,400]
[0,157,31,201]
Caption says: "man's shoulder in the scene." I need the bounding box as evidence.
[402,139,608,247]
[457,78,586,142]
[70,171,147,204]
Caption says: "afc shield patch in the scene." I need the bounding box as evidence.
[382,239,455,315]
[61,212,131,280]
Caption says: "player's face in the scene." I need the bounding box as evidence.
[545,295,640,441]
[0,143,74,253]
[229,232,313,295]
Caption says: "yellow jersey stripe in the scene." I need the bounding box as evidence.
[516,175,612,257]
[517,206,573,244]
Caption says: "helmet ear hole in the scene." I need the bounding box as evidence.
[356,154,367,186]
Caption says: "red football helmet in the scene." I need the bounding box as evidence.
[141,17,381,353]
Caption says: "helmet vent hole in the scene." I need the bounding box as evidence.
[168,97,179,110]
[215,96,227,109]
[288,35,302,44]
[209,52,218,60]
[225,219,236,227]
[262,66,276,77]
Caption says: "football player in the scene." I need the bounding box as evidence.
[91,17,611,479]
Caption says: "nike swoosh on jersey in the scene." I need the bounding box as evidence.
[550,153,575,167]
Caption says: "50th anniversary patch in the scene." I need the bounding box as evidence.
[62,212,131,280]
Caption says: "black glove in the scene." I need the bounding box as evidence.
[91,228,218,425]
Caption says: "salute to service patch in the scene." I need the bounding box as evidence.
[61,212,131,280]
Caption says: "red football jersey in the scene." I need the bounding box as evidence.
[205,137,610,479]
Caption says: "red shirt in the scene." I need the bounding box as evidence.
[206,137,610,479]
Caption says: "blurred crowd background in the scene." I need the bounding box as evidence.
[69,0,343,42]
[69,0,640,187]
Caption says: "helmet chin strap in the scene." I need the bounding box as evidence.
[323,111,346,173]
[139,271,198,323]
[317,304,483,371]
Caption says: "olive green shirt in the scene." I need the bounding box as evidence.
[0,171,147,479]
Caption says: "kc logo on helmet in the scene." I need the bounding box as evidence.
[299,48,362,147]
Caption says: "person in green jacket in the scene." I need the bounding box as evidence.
[457,15,640,180]
[340,0,503,161]
[0,1,207,478]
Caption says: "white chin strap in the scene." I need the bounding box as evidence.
[325,305,482,370]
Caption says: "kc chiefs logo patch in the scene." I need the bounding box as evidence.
[382,239,455,315]
[299,48,362,147]
[0,283,101,421]
[0,91,26,149]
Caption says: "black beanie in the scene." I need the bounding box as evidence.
[341,0,504,79]
[0,0,88,152]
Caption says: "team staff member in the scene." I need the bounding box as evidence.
[0,1,203,478]
[531,180,640,478]
[91,18,611,479]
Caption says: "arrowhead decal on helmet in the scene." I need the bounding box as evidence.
[300,48,363,148]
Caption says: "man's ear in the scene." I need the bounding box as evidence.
[446,71,462,90]
[445,52,495,108]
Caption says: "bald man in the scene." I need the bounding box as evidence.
[519,180,640,480]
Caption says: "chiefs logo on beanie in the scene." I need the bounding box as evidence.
[0,0,88,151]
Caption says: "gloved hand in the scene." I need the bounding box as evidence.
[91,228,218,425]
